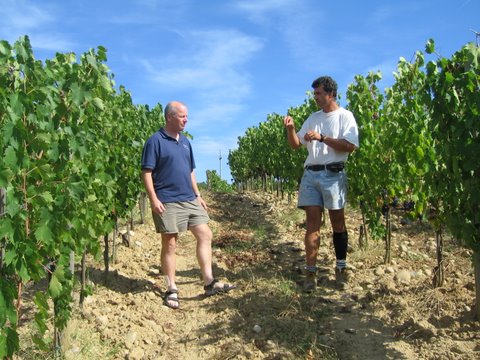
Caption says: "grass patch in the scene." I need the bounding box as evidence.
[15,310,121,360]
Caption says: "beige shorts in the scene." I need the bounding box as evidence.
[152,200,210,233]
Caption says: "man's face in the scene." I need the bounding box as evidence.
[313,85,333,109]
[167,105,188,131]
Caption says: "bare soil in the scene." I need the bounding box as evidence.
[16,191,480,359]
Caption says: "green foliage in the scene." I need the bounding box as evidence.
[425,42,480,251]
[228,96,314,193]
[205,170,233,192]
[229,38,479,260]
[0,35,160,356]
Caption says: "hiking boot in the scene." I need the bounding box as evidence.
[335,267,351,289]
[303,272,317,293]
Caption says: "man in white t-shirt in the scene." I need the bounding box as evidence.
[284,76,359,292]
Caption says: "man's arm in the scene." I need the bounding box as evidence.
[322,136,357,153]
[304,131,357,153]
[284,115,302,149]
[191,171,207,209]
[141,169,165,214]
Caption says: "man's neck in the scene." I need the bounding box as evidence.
[322,101,339,113]
[164,127,179,140]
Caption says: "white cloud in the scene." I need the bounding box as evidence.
[0,0,53,32]
[192,103,243,125]
[27,33,75,52]
[145,29,263,88]
[232,0,296,23]
[232,0,326,71]
[0,0,74,51]
[140,28,263,127]
[191,135,238,181]
[192,136,237,157]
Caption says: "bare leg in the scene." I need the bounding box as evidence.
[189,223,214,284]
[161,233,179,308]
[189,224,234,290]
[328,208,346,233]
[304,206,323,267]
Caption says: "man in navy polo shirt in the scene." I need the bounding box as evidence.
[141,101,235,309]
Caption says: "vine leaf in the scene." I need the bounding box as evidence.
[48,273,63,299]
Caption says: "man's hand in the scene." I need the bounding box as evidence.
[151,198,166,214]
[197,196,208,210]
[304,130,319,142]
[283,115,295,129]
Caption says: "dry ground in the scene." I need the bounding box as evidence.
[16,191,480,359]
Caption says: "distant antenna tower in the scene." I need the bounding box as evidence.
[471,29,480,46]
[219,150,222,179]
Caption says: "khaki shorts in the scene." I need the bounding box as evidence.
[152,201,210,233]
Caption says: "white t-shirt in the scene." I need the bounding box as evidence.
[297,107,359,167]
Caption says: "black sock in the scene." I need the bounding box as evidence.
[333,231,348,262]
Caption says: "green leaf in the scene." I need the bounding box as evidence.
[70,83,87,106]
[34,312,48,334]
[6,324,19,356]
[0,168,13,187]
[0,331,6,359]
[415,146,424,159]
[34,222,53,243]
[49,273,62,299]
[0,292,6,327]
[3,146,17,169]
[39,192,54,204]
[425,39,435,54]
[32,334,49,351]
[34,291,49,313]
[92,97,104,110]
[18,263,30,283]
[0,40,11,56]
[0,218,14,239]
[2,249,16,266]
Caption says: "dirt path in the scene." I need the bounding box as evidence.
[17,191,479,359]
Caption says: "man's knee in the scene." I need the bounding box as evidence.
[191,224,212,241]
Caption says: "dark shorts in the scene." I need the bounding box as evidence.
[152,200,210,233]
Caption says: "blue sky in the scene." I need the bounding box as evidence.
[1,0,478,183]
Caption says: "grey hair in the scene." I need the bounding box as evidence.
[164,101,187,119]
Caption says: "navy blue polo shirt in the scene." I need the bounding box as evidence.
[141,128,196,203]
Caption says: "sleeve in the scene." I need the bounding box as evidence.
[189,142,196,172]
[296,116,311,146]
[141,136,158,170]
[341,111,359,148]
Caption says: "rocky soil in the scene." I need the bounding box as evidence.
[16,191,480,359]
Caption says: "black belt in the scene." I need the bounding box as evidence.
[305,164,327,171]
[305,162,344,172]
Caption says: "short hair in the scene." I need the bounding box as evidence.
[164,101,186,119]
[311,76,337,98]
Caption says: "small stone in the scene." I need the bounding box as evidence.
[128,347,144,360]
[253,324,262,333]
[125,331,138,348]
[96,315,108,327]
[385,266,395,274]
[395,270,411,284]
[83,296,95,305]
